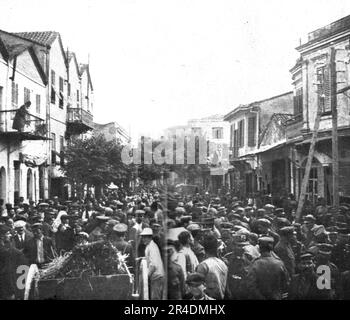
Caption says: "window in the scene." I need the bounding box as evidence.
[36,95,41,114]
[233,128,239,157]
[316,66,331,114]
[77,89,80,107]
[60,135,64,152]
[51,70,56,104]
[11,81,18,107]
[212,127,223,139]
[0,86,3,111]
[51,133,56,151]
[248,116,257,147]
[294,88,303,120]
[24,87,31,103]
[68,83,71,97]
[59,77,64,108]
[238,119,245,148]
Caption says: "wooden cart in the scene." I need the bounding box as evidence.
[24,257,149,300]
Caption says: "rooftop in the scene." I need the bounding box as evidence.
[12,31,59,46]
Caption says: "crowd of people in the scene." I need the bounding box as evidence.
[1,189,350,300]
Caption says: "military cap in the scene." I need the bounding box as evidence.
[317,243,333,255]
[293,222,301,228]
[279,226,295,236]
[180,215,192,222]
[220,222,234,229]
[96,215,110,222]
[38,203,49,207]
[107,219,119,226]
[135,209,145,215]
[300,253,313,261]
[201,217,215,224]
[0,224,11,235]
[276,217,291,227]
[60,214,69,220]
[208,208,218,215]
[31,223,43,229]
[245,206,253,211]
[218,206,226,212]
[275,208,284,213]
[304,214,316,221]
[264,204,275,210]
[257,218,271,227]
[186,273,206,286]
[187,223,201,232]
[77,232,89,239]
[104,207,114,215]
[311,225,326,236]
[113,223,128,233]
[151,223,161,228]
[257,208,266,216]
[258,236,274,244]
[14,215,27,222]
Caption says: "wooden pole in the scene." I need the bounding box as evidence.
[330,47,339,208]
[295,73,325,221]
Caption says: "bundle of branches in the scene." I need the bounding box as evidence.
[40,241,129,280]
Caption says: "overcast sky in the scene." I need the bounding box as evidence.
[1,0,350,142]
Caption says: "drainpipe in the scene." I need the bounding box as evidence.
[5,59,10,202]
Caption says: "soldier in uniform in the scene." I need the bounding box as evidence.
[246,237,289,299]
[288,253,322,299]
[274,226,296,278]
[111,223,134,272]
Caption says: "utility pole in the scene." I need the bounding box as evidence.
[330,47,339,208]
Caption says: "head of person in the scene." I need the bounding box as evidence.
[186,273,207,299]
[14,220,26,235]
[316,243,333,265]
[178,230,192,247]
[0,225,12,247]
[279,226,296,244]
[31,223,43,239]
[135,210,145,224]
[202,234,218,257]
[24,101,31,109]
[303,215,316,230]
[298,253,315,275]
[258,237,274,253]
[113,223,128,239]
[140,227,153,246]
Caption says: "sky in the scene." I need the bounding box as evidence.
[1,0,350,143]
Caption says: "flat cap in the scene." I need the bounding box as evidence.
[96,215,110,222]
[186,272,205,286]
[317,243,334,255]
[31,222,43,229]
[113,223,128,233]
[257,218,271,227]
[140,227,153,236]
[304,215,316,221]
[187,223,201,232]
[279,226,295,236]
[258,236,274,244]
[300,253,313,261]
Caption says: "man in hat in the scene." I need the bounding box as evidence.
[315,243,340,299]
[177,230,199,278]
[195,234,228,300]
[0,224,28,299]
[274,226,296,278]
[166,242,185,300]
[23,223,55,267]
[141,227,165,300]
[331,227,349,272]
[129,209,149,257]
[186,272,215,300]
[288,253,321,299]
[246,237,289,299]
[55,214,75,252]
[13,220,33,251]
[301,215,317,248]
[111,223,134,271]
[88,215,109,242]
[187,224,205,263]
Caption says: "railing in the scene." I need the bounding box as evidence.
[285,113,303,126]
[0,109,47,137]
[67,107,93,128]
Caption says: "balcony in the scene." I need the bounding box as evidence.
[66,107,93,136]
[0,109,48,141]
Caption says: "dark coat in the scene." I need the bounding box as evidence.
[288,273,322,300]
[168,260,185,300]
[13,230,33,251]
[274,239,295,278]
[0,246,28,299]
[12,105,28,132]
[246,252,289,300]
[23,236,55,265]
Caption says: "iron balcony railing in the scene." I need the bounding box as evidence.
[67,107,93,129]
[0,109,47,137]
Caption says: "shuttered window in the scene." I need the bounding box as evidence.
[248,116,257,147]
[238,119,245,148]
[51,70,56,104]
[12,81,18,107]
[24,87,30,103]
[294,88,303,116]
[36,94,41,114]
[59,77,64,108]
[316,66,331,113]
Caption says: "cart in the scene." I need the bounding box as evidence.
[23,256,149,300]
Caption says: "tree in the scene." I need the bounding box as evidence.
[62,134,131,197]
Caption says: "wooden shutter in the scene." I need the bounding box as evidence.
[248,116,256,147]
